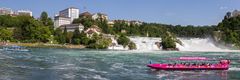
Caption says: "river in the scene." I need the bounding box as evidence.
[0,48,240,80]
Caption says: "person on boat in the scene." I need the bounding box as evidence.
[192,63,196,66]
[149,60,152,64]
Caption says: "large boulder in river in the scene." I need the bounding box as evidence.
[155,42,161,49]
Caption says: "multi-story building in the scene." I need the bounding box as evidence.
[59,24,84,32]
[54,16,71,29]
[17,10,32,16]
[0,7,13,15]
[59,7,79,22]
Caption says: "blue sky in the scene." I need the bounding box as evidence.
[0,0,240,26]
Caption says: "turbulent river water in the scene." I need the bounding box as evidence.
[0,48,240,80]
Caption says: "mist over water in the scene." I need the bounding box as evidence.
[176,38,235,52]
[110,37,239,52]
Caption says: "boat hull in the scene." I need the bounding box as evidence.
[147,64,229,70]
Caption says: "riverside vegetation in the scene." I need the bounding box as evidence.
[0,11,240,50]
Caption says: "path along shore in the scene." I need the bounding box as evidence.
[3,42,86,49]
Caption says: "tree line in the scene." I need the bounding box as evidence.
[1,11,239,49]
[216,12,240,47]
[0,12,53,42]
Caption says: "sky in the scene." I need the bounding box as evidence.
[0,0,240,26]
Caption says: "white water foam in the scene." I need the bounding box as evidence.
[156,74,168,79]
[108,37,240,52]
[81,74,109,80]
[176,38,234,52]
[14,65,45,70]
[92,75,109,80]
[110,63,133,74]
[110,63,127,71]
[129,37,161,51]
[108,37,161,51]
[63,73,76,79]
[229,67,240,71]
[51,64,108,74]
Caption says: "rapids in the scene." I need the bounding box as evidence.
[0,48,239,80]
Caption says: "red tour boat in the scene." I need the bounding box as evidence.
[147,57,230,70]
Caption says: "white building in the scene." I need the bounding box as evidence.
[0,7,13,15]
[59,24,84,32]
[232,10,240,17]
[130,20,143,25]
[108,20,115,27]
[59,7,79,22]
[17,10,32,16]
[92,13,108,20]
[54,16,71,29]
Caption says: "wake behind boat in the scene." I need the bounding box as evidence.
[1,45,30,52]
[147,57,230,70]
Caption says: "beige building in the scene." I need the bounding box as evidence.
[0,7,13,15]
[17,10,32,16]
[59,24,84,32]
[54,16,71,29]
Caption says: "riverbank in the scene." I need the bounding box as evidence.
[5,42,86,49]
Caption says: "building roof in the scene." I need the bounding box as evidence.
[60,24,84,27]
[80,12,92,16]
[86,29,95,34]
[68,7,79,9]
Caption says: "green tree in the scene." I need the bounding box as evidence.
[117,34,130,47]
[40,11,54,33]
[160,32,180,50]
[72,28,81,44]
[87,33,112,49]
[72,16,95,29]
[0,27,13,41]
[54,28,66,44]
[96,18,112,34]
[40,11,48,25]
[128,41,137,50]
[216,11,240,48]
[63,26,68,43]
[12,15,51,42]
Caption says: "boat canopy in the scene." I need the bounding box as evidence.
[168,57,210,60]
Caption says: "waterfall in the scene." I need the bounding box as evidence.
[176,38,232,52]
[129,37,161,50]
[108,37,161,50]
[108,37,238,52]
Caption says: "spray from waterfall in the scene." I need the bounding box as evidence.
[109,37,238,52]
